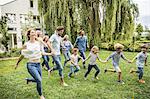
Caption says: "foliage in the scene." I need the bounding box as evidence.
[0,48,20,58]
[0,16,10,51]
[0,51,150,98]
[136,23,143,34]
[38,0,139,48]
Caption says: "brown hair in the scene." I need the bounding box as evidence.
[26,28,36,40]
[56,26,64,31]
[72,48,79,53]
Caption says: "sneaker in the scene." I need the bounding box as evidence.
[104,69,107,73]
[84,77,87,80]
[95,77,99,80]
[118,80,125,84]
[25,78,29,84]
[62,82,69,86]
[48,67,53,78]
[139,79,145,83]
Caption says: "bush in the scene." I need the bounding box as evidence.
[0,48,21,58]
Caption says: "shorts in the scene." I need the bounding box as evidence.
[113,66,121,72]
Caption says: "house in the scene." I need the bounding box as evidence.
[0,0,41,49]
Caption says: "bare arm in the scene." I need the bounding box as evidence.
[15,55,24,69]
[97,54,105,63]
[84,54,91,62]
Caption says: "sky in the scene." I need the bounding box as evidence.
[0,0,150,28]
[133,0,150,29]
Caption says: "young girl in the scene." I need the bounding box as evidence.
[104,43,131,84]
[84,46,105,80]
[15,29,54,99]
[130,44,148,83]
[68,48,84,78]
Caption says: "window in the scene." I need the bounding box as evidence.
[6,13,16,23]
[30,0,34,8]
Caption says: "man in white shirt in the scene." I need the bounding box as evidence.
[47,26,68,86]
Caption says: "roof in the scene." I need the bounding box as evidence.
[0,0,16,6]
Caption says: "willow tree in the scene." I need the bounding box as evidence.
[38,0,138,47]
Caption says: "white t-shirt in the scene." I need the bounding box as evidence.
[21,41,44,61]
[89,52,98,65]
[49,33,62,55]
[71,54,79,66]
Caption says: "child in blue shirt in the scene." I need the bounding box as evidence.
[130,44,148,83]
[104,43,131,84]
[62,35,73,67]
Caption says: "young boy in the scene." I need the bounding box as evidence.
[68,48,84,78]
[104,43,131,84]
[130,44,148,83]
[84,46,105,80]
[62,35,73,67]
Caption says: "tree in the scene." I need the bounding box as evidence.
[0,16,10,51]
[136,23,143,34]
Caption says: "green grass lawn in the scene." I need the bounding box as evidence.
[0,50,150,99]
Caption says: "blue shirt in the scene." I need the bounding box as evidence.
[107,51,127,67]
[136,52,148,68]
[75,36,88,51]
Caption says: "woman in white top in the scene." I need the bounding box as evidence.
[15,28,53,99]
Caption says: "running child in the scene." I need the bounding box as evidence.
[130,44,148,83]
[68,48,84,78]
[84,46,105,80]
[104,43,131,84]
[62,35,73,67]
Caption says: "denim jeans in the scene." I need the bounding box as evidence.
[63,51,71,67]
[136,67,144,80]
[68,65,80,77]
[79,50,86,65]
[52,55,64,78]
[42,55,50,70]
[27,62,42,96]
[84,64,100,78]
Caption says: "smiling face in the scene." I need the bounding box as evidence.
[58,29,64,36]
[27,29,36,40]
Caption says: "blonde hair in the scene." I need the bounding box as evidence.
[63,35,69,40]
[141,44,148,49]
[91,46,99,53]
[114,43,124,50]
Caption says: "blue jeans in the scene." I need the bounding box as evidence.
[27,63,42,96]
[79,50,86,65]
[52,55,64,78]
[136,67,144,80]
[42,55,50,70]
[68,65,80,77]
[63,51,71,66]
